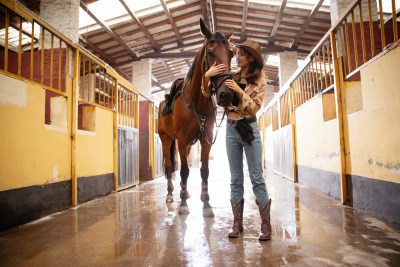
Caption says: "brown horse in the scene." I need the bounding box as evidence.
[158,19,233,216]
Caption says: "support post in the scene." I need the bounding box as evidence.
[331,31,347,204]
[114,81,119,190]
[289,85,298,183]
[71,48,79,205]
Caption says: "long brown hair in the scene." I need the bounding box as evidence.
[241,49,262,84]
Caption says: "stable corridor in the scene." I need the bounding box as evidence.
[0,159,399,266]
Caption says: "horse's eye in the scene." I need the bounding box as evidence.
[207,51,215,57]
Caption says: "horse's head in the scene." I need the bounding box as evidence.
[200,19,234,108]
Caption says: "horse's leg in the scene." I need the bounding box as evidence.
[200,142,214,217]
[160,134,175,203]
[178,142,190,215]
[185,145,191,199]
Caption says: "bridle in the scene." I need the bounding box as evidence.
[203,39,233,95]
[181,38,232,145]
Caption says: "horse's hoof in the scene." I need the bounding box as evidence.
[178,206,190,215]
[203,208,214,217]
[166,195,174,203]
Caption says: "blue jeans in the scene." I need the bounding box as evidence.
[226,120,269,206]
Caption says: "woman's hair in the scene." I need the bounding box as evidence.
[241,49,262,84]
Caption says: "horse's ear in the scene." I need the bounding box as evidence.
[200,18,212,39]
[225,28,233,40]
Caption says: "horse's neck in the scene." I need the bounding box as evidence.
[187,49,210,111]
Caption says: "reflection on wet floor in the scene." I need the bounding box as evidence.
[0,159,400,266]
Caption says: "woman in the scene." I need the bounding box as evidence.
[202,39,271,241]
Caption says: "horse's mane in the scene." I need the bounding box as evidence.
[185,32,229,80]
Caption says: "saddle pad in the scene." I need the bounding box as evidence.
[161,78,184,117]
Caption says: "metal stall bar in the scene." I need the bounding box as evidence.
[50,34,54,88]
[368,0,375,57]
[351,10,359,69]
[4,9,8,72]
[89,61,93,101]
[310,58,316,96]
[327,42,333,85]
[79,57,85,101]
[378,0,386,47]
[103,69,106,105]
[17,17,22,76]
[93,62,97,103]
[30,22,34,80]
[339,25,347,77]
[391,0,398,41]
[322,44,328,88]
[344,19,352,74]
[58,39,62,91]
[318,50,324,90]
[359,3,367,63]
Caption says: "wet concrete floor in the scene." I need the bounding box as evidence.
[1,160,400,266]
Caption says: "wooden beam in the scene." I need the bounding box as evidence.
[159,0,183,45]
[161,60,176,81]
[139,52,197,59]
[200,0,212,30]
[80,0,138,58]
[119,0,161,51]
[114,43,309,67]
[291,0,324,48]
[240,0,249,41]
[115,52,198,67]
[209,0,217,32]
[181,49,191,68]
[228,38,310,55]
[80,36,115,63]
[151,75,167,93]
[151,87,168,94]
[268,0,287,44]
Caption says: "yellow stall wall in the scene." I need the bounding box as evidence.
[76,107,114,178]
[0,74,72,191]
[295,95,340,173]
[346,46,400,184]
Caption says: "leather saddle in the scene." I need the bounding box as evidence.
[161,78,185,117]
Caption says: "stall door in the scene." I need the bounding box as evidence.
[154,134,164,178]
[118,128,139,187]
[281,125,294,181]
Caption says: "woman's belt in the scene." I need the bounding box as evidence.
[227,115,257,125]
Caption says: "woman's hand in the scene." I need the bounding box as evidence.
[224,79,243,96]
[205,62,226,78]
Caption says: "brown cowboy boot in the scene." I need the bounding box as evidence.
[228,199,244,238]
[256,199,272,241]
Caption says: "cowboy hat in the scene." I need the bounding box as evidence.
[237,39,263,68]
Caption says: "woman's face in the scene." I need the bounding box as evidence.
[236,48,254,69]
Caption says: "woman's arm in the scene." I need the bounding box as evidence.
[224,75,266,116]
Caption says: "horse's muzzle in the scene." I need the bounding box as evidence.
[216,87,234,108]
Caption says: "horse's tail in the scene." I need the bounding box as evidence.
[163,139,176,178]
[170,139,176,174]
